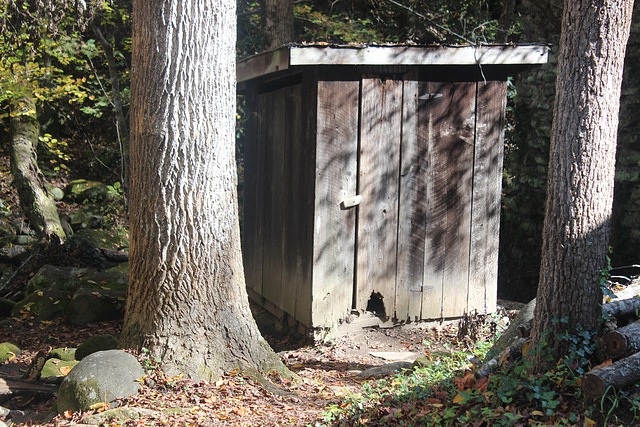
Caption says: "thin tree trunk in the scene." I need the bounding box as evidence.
[121,0,285,381]
[9,95,65,242]
[531,0,634,369]
[263,0,293,50]
[92,24,130,205]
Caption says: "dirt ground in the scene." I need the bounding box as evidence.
[0,302,518,426]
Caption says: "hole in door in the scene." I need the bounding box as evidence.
[366,292,386,317]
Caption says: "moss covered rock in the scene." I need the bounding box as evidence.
[75,334,119,361]
[11,288,70,321]
[65,180,117,204]
[57,350,144,413]
[0,342,20,363]
[73,229,129,251]
[48,347,76,361]
[41,358,78,379]
[67,288,126,326]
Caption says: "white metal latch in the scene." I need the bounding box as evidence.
[340,195,362,210]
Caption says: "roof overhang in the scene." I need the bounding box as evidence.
[237,44,550,83]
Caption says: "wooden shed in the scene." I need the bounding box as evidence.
[238,44,548,334]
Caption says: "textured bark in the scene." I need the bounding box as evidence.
[602,296,640,318]
[121,0,285,381]
[262,0,293,50]
[582,351,640,398]
[531,0,634,368]
[9,95,65,242]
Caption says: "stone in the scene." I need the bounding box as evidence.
[67,288,126,326]
[75,335,119,361]
[26,265,128,295]
[0,342,20,363]
[47,186,65,201]
[10,288,70,321]
[0,245,30,264]
[14,235,38,245]
[41,358,79,379]
[0,297,16,317]
[63,206,104,231]
[356,361,414,378]
[57,350,144,413]
[369,351,418,362]
[65,180,117,204]
[48,347,76,361]
[73,229,130,252]
[26,265,92,294]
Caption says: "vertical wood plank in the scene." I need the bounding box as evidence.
[311,80,359,328]
[422,82,476,319]
[282,84,303,318]
[242,82,260,295]
[468,81,506,314]
[421,81,444,319]
[356,78,403,316]
[262,88,286,309]
[295,71,318,328]
[395,75,426,322]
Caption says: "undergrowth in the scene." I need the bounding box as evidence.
[317,318,640,426]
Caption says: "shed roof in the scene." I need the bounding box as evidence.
[237,44,549,83]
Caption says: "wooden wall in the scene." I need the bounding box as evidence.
[242,72,507,330]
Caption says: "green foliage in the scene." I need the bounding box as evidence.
[319,322,616,426]
[294,4,386,44]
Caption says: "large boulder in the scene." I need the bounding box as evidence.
[73,229,129,252]
[10,288,70,321]
[65,180,118,204]
[27,265,128,295]
[66,288,126,326]
[75,335,119,361]
[57,350,144,413]
[63,206,105,231]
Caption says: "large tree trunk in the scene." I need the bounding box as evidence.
[9,95,65,242]
[121,0,285,381]
[262,0,293,50]
[530,0,634,368]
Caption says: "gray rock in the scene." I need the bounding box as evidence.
[26,265,92,294]
[47,186,65,201]
[67,288,126,326]
[357,361,414,378]
[0,245,30,264]
[10,288,70,321]
[63,206,104,231]
[14,235,38,245]
[73,229,130,252]
[57,350,144,413]
[65,180,117,204]
[27,265,128,295]
[75,334,119,361]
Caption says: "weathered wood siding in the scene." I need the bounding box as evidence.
[311,80,359,327]
[242,73,506,330]
[355,78,403,316]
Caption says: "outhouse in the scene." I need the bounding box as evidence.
[237,44,548,334]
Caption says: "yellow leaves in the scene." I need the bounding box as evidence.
[452,393,465,404]
[582,416,597,426]
[88,401,109,412]
[59,365,72,375]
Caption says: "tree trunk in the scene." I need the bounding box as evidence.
[604,320,640,358]
[9,95,65,242]
[530,0,634,369]
[582,351,640,398]
[121,0,285,381]
[262,0,293,50]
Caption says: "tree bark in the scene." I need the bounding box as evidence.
[532,0,633,370]
[9,95,65,242]
[582,351,640,398]
[262,0,293,50]
[121,0,285,381]
[604,320,640,358]
[530,0,634,370]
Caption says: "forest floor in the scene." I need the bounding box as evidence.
[0,305,511,427]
